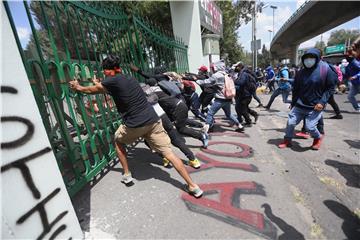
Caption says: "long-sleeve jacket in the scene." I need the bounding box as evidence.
[345,57,360,85]
[275,67,291,90]
[292,48,337,109]
[196,71,226,99]
[234,69,256,100]
[265,66,275,81]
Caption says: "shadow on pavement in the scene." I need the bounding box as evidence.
[324,109,359,115]
[261,203,305,240]
[325,159,360,188]
[72,159,119,232]
[111,147,184,190]
[324,200,360,240]
[210,124,234,133]
[260,108,281,113]
[344,139,360,149]
[267,138,310,153]
[261,128,286,133]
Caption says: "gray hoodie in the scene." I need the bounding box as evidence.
[196,60,228,99]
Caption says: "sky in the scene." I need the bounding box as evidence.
[7,0,40,48]
[237,0,360,52]
[7,0,360,51]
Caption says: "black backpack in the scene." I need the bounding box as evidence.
[158,80,182,97]
[247,73,257,93]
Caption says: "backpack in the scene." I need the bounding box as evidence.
[158,80,181,97]
[335,65,343,83]
[222,73,236,99]
[319,61,330,86]
[280,68,290,78]
[246,73,257,93]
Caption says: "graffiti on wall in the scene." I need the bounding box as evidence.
[1,5,82,239]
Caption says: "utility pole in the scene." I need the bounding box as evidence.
[268,29,272,41]
[270,5,277,40]
[252,1,257,70]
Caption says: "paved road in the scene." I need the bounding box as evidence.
[73,93,359,239]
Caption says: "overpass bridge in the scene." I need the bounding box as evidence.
[270,0,360,64]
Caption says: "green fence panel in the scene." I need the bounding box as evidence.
[4,0,188,197]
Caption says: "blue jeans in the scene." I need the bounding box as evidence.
[285,106,322,139]
[266,88,292,108]
[347,83,360,110]
[190,93,207,121]
[206,98,239,127]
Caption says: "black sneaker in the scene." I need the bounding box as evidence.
[243,123,252,128]
[254,115,259,124]
[329,114,343,119]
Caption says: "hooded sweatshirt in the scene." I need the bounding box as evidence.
[265,66,275,81]
[234,67,256,99]
[292,48,337,109]
[276,66,291,90]
[345,57,360,85]
[196,61,227,100]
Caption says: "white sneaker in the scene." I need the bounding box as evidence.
[202,124,210,134]
[121,172,134,185]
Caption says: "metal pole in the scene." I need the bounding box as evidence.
[270,5,277,40]
[272,8,275,38]
[252,1,257,70]
[268,30,272,41]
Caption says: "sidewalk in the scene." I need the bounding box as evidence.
[72,93,359,239]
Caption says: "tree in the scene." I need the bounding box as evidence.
[315,40,326,52]
[118,1,172,33]
[257,44,270,69]
[327,29,360,46]
[217,0,253,64]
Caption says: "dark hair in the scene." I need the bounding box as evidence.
[154,66,167,74]
[145,78,157,86]
[101,55,120,70]
[353,36,360,50]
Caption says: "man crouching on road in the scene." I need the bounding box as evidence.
[278,48,337,150]
[69,55,203,198]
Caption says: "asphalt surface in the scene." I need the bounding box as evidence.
[72,92,359,240]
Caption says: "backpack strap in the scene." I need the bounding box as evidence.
[319,61,329,87]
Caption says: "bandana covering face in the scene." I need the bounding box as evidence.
[104,67,122,76]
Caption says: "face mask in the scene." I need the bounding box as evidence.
[303,58,316,68]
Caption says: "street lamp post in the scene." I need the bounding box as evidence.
[252,3,257,70]
[268,29,272,41]
[270,5,277,40]
[252,1,268,70]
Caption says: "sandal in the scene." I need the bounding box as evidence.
[185,184,203,198]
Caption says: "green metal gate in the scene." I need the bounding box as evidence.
[4,1,189,197]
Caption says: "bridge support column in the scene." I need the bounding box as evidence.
[289,45,299,66]
[170,1,203,73]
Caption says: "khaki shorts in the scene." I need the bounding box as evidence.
[114,120,172,156]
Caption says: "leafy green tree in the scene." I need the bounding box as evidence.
[118,1,172,34]
[327,29,360,46]
[217,0,253,64]
[315,40,326,53]
[257,44,271,68]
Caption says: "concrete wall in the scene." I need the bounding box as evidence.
[170,0,204,73]
[1,4,83,239]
